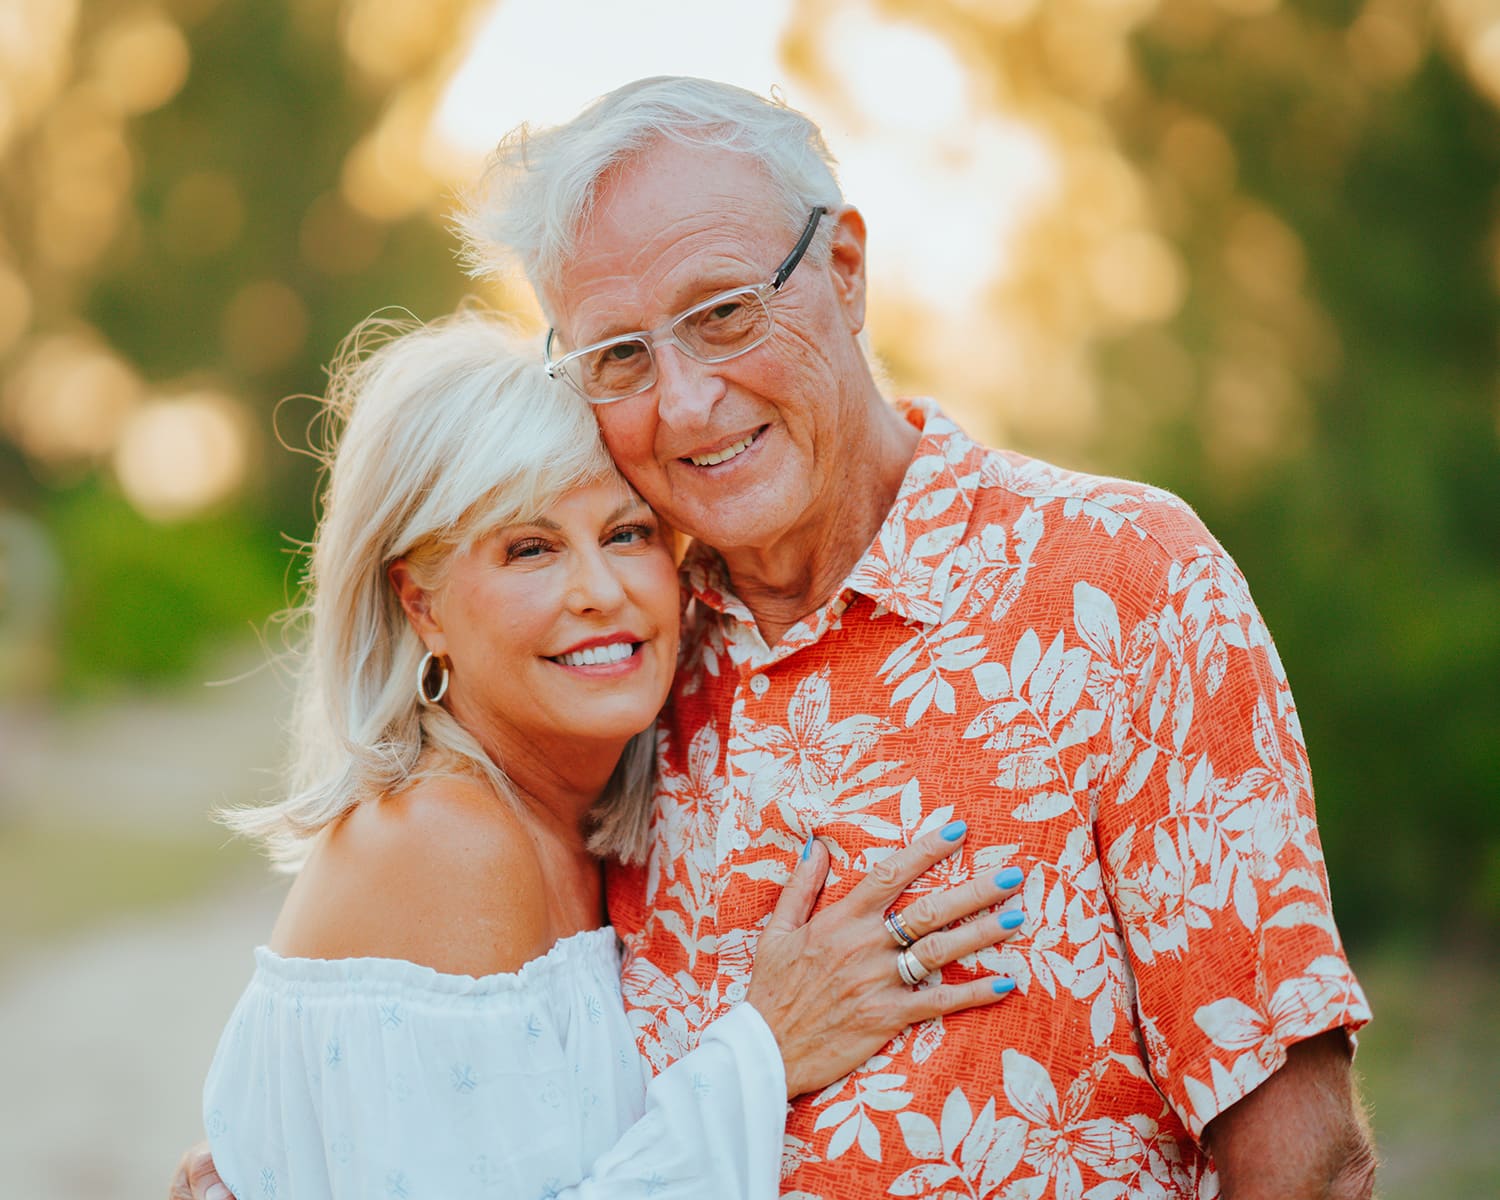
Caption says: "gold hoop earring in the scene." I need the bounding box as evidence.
[417,651,450,706]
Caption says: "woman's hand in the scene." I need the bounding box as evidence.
[168,1142,230,1200]
[746,820,1025,1098]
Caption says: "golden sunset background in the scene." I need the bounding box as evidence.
[1,1,1497,1195]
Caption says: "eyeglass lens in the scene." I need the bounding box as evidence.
[567,288,772,400]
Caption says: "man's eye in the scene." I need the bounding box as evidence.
[603,342,641,362]
[706,300,744,321]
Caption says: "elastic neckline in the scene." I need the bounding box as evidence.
[249,925,620,997]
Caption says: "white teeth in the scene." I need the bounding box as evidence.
[555,642,635,668]
[689,432,756,467]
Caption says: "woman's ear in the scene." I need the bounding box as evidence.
[387,558,444,650]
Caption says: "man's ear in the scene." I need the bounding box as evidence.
[387,558,444,651]
[827,205,868,336]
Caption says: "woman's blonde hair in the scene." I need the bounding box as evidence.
[223,309,661,868]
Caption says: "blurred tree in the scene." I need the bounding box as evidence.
[1,0,482,692]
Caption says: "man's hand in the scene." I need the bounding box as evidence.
[1203,1030,1376,1199]
[168,1142,231,1200]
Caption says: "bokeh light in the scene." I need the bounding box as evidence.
[88,8,191,116]
[1,333,144,468]
[112,390,251,521]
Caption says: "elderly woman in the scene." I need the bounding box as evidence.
[193,310,1024,1200]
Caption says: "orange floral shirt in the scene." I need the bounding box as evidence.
[606,399,1370,1199]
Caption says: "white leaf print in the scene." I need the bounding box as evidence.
[888,1164,961,1196]
[964,699,1028,740]
[908,486,958,522]
[1012,628,1041,691]
[1091,984,1117,1046]
[896,1110,944,1160]
[1012,791,1074,822]
[1001,1048,1059,1126]
[899,778,923,829]
[978,1116,1030,1196]
[1194,997,1265,1050]
[940,1086,974,1155]
[857,1113,882,1161]
[1117,744,1158,804]
[973,660,1011,700]
[1073,580,1120,659]
[1046,649,1091,727]
[1264,901,1338,931]
[1171,666,1195,753]
[1056,707,1105,753]
[826,1112,860,1160]
[814,1098,857,1131]
[909,523,966,560]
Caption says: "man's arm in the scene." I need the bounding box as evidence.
[1202,1030,1377,1200]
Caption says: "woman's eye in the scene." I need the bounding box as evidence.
[608,523,652,546]
[507,539,551,561]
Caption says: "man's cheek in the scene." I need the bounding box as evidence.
[595,408,654,470]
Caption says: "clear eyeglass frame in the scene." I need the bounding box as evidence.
[544,206,830,405]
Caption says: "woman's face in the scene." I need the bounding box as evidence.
[405,477,680,774]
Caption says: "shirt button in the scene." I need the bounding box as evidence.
[749,672,770,697]
[725,980,748,1004]
[730,826,751,852]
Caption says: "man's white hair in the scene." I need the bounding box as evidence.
[224,309,659,867]
[456,75,845,299]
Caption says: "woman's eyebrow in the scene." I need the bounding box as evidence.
[506,500,645,534]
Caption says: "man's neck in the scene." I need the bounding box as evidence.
[720,403,920,647]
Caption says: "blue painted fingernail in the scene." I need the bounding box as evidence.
[941,820,967,841]
[999,909,1025,930]
[801,833,816,861]
[992,978,1016,995]
[995,866,1024,889]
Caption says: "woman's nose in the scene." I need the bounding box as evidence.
[565,546,628,613]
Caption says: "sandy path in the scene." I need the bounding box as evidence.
[0,878,289,1200]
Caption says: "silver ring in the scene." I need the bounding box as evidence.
[896,947,928,988]
[883,909,919,948]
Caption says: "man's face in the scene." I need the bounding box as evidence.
[544,141,871,557]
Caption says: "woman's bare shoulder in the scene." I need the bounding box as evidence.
[269,773,552,976]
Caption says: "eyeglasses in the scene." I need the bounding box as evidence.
[544,207,830,404]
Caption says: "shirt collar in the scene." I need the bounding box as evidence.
[680,398,987,629]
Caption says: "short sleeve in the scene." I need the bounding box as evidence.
[203,936,785,1199]
[1095,548,1371,1140]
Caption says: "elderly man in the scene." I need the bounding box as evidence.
[179,77,1373,1198]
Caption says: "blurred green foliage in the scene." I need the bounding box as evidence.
[45,485,288,693]
[1102,24,1500,943]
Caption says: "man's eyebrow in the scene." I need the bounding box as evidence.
[575,265,759,344]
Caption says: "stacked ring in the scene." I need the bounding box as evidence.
[895,947,928,988]
[883,909,919,949]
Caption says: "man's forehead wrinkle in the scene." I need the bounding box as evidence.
[566,224,766,344]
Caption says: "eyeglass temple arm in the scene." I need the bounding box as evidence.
[769,207,831,291]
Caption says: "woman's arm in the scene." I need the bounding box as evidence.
[183,814,1023,1199]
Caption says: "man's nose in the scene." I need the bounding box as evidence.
[652,343,725,430]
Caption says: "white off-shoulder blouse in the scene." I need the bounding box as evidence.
[202,927,786,1199]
